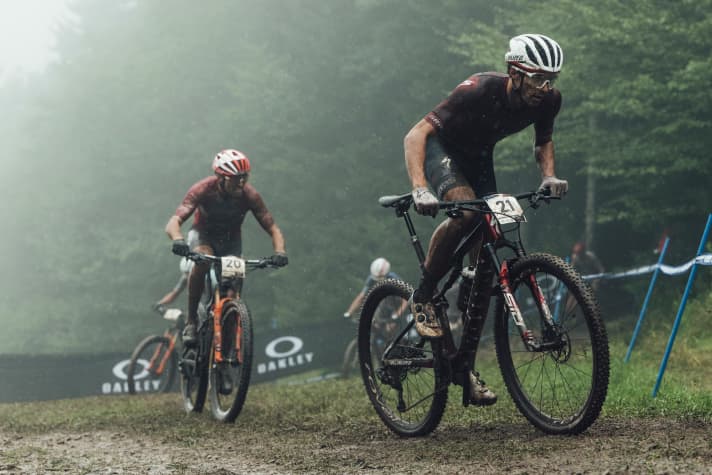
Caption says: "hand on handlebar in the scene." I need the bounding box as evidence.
[412,187,439,217]
[538,176,568,198]
[171,239,190,257]
[270,252,289,267]
[152,302,166,315]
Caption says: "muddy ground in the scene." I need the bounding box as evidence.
[1,417,710,474]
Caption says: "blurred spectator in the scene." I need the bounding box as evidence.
[570,241,605,290]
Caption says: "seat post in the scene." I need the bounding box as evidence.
[396,206,427,268]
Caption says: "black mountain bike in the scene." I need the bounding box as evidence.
[179,252,278,423]
[359,190,609,436]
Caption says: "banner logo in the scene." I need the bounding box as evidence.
[257,335,314,375]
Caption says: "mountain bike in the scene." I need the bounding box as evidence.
[179,252,278,423]
[127,307,184,395]
[341,317,359,377]
[358,190,609,436]
[343,312,402,377]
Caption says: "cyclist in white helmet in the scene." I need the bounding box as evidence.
[343,258,399,319]
[152,229,198,315]
[402,34,568,406]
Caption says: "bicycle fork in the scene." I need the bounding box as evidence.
[212,294,243,365]
[498,261,559,351]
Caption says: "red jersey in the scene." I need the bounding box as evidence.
[174,177,274,237]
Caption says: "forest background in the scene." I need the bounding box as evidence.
[1,0,710,354]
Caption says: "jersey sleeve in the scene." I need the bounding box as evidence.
[174,180,206,223]
[248,188,276,232]
[424,76,483,133]
[534,90,562,146]
[362,276,376,294]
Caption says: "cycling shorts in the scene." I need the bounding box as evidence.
[193,230,243,257]
[424,136,498,199]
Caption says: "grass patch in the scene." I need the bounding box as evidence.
[2,297,711,435]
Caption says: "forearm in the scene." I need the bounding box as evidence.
[534,141,556,177]
[165,215,184,240]
[346,293,365,315]
[404,119,434,189]
[268,224,286,254]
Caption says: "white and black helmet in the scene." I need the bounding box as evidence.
[505,34,563,75]
[370,257,390,280]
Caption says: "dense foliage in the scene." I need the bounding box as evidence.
[1,0,710,353]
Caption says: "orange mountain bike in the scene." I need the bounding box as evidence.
[179,252,278,423]
[127,306,184,394]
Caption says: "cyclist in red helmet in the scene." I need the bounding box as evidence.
[164,149,288,344]
[403,34,568,406]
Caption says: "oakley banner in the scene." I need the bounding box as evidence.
[0,319,353,403]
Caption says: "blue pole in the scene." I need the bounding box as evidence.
[652,214,712,397]
[624,237,670,363]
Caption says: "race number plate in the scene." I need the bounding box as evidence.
[484,194,526,225]
[221,255,246,278]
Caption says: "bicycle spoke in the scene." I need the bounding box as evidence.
[497,255,609,434]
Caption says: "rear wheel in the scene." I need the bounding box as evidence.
[341,338,359,377]
[180,323,210,413]
[359,279,449,437]
[127,335,177,395]
[208,300,253,423]
[494,253,609,434]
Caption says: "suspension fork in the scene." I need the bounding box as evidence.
[527,274,557,328]
[213,293,245,365]
[212,290,230,364]
[479,241,537,349]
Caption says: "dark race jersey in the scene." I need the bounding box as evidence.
[425,72,561,159]
[174,177,275,238]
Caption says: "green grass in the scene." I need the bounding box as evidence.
[3,293,711,434]
[1,340,710,437]
[1,296,711,472]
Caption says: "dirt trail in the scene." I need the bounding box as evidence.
[1,418,710,474]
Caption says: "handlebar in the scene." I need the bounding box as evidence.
[439,189,560,211]
[378,189,560,212]
[183,251,279,269]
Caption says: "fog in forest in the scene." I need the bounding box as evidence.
[1,0,711,362]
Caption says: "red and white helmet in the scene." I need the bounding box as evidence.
[505,34,563,75]
[212,149,251,176]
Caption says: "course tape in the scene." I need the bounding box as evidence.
[582,253,712,281]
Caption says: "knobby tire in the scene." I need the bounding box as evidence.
[358,279,449,437]
[208,300,253,423]
[494,253,609,434]
[127,335,177,395]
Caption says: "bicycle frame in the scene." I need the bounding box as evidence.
[201,263,243,365]
[380,191,559,374]
[146,328,179,376]
[187,253,273,365]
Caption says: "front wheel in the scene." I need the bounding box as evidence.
[494,253,609,434]
[359,279,449,437]
[208,300,253,423]
[127,335,177,395]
